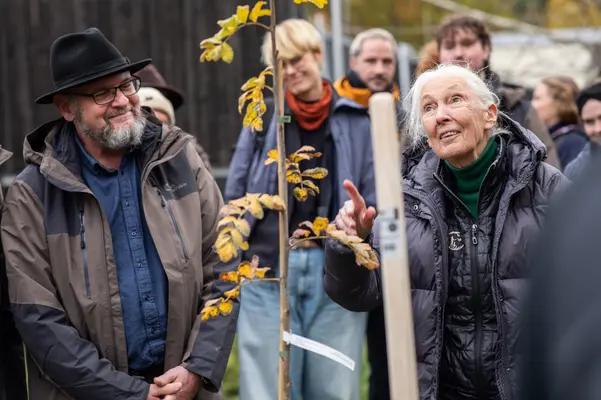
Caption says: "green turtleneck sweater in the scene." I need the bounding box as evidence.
[445,137,498,219]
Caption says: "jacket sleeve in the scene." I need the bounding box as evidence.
[224,126,256,202]
[0,180,149,400]
[323,219,383,312]
[181,143,240,391]
[524,106,561,169]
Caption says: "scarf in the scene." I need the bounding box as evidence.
[285,80,332,131]
[333,69,401,107]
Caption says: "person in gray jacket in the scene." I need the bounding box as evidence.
[323,64,567,400]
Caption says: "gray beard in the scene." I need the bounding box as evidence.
[75,108,146,150]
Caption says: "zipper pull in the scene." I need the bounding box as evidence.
[79,211,86,249]
[471,224,478,245]
[156,188,166,207]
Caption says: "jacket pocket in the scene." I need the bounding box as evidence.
[156,188,190,262]
[79,209,91,298]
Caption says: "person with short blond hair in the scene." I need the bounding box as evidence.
[226,18,374,400]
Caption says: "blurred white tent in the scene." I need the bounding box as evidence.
[490,29,601,89]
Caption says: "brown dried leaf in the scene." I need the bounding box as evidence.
[271,195,286,211]
[351,243,380,269]
[292,228,312,238]
[302,180,320,194]
[327,229,349,244]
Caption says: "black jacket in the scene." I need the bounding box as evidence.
[519,151,601,400]
[323,113,568,400]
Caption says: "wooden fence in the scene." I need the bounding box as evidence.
[0,0,303,179]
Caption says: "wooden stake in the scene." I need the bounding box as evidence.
[368,92,419,400]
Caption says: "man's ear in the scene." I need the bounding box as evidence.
[54,95,76,122]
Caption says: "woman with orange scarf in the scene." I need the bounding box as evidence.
[225,18,376,400]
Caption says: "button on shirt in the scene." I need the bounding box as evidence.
[75,135,168,370]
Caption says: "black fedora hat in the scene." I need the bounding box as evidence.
[36,27,151,104]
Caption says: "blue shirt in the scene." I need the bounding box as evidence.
[75,133,168,371]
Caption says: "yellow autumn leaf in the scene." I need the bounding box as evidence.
[265,149,278,165]
[241,76,258,92]
[201,305,219,321]
[258,194,274,209]
[271,195,286,211]
[225,286,241,299]
[238,91,250,114]
[220,271,240,283]
[302,180,320,194]
[233,218,250,237]
[200,37,222,49]
[238,261,254,279]
[286,169,302,184]
[312,217,329,236]
[293,0,328,8]
[217,15,240,33]
[217,215,236,231]
[218,300,234,315]
[230,228,249,251]
[293,187,308,202]
[290,152,312,163]
[249,1,271,22]
[221,42,234,63]
[215,229,232,250]
[254,267,270,279]
[247,195,265,219]
[216,240,238,263]
[236,5,250,23]
[250,117,263,132]
[302,167,328,179]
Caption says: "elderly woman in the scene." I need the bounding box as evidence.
[323,64,568,400]
[531,76,588,169]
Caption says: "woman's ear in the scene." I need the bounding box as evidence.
[484,103,498,130]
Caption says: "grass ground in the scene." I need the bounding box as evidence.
[222,339,371,400]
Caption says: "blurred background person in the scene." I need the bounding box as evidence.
[564,82,601,179]
[137,64,212,173]
[414,39,439,78]
[435,14,560,169]
[531,76,588,168]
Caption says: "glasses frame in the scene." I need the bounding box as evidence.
[68,76,142,105]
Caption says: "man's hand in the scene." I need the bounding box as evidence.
[335,180,376,240]
[147,382,182,400]
[154,366,202,400]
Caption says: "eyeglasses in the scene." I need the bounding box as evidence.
[68,76,142,105]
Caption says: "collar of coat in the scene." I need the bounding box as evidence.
[22,110,191,193]
[404,112,548,197]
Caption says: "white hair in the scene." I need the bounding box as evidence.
[349,28,397,59]
[402,63,500,149]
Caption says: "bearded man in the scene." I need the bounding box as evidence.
[0,28,239,400]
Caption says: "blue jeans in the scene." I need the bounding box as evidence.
[237,248,367,400]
